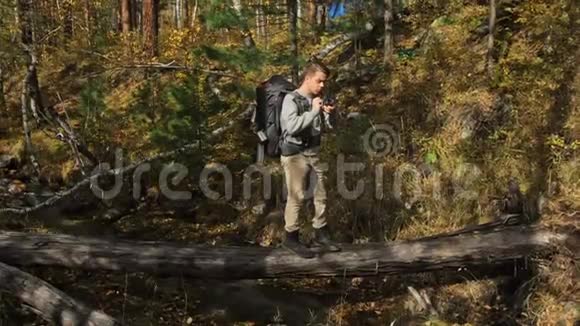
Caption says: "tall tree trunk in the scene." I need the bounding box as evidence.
[27,56,42,125]
[143,0,159,57]
[297,0,302,29]
[190,0,198,34]
[487,0,497,78]
[63,0,73,38]
[288,0,299,84]
[131,0,138,31]
[111,0,119,31]
[137,0,143,33]
[0,68,5,114]
[261,0,269,48]
[317,2,326,35]
[121,0,132,32]
[84,0,92,46]
[171,0,176,28]
[384,0,394,66]
[308,0,317,28]
[233,0,256,48]
[18,0,40,175]
[175,0,184,29]
[307,0,320,44]
[17,0,33,44]
[21,74,40,175]
[184,0,190,27]
[13,0,19,42]
[255,0,262,39]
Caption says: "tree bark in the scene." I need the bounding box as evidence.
[190,0,198,36]
[308,0,317,39]
[23,49,98,169]
[233,0,256,48]
[261,0,269,48]
[0,226,571,279]
[17,0,33,44]
[487,0,497,78]
[256,0,263,40]
[297,0,302,29]
[18,0,40,175]
[121,0,132,32]
[384,0,394,66]
[63,0,73,38]
[0,262,119,325]
[317,2,326,34]
[111,0,120,32]
[184,0,190,27]
[0,67,5,113]
[20,71,40,176]
[288,0,299,84]
[131,0,139,32]
[142,0,159,57]
[176,0,184,29]
[84,0,93,46]
[308,0,315,24]
[25,52,42,125]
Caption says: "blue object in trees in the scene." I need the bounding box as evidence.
[328,1,346,19]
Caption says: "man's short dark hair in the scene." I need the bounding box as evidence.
[300,60,331,85]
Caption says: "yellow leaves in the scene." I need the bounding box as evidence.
[162,28,193,59]
[504,39,544,65]
[546,135,578,165]
[170,29,190,43]
[546,134,566,149]
[175,71,188,82]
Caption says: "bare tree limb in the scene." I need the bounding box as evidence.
[0,261,119,325]
[487,0,497,78]
[121,62,240,79]
[20,67,40,176]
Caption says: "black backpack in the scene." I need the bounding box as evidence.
[253,75,297,159]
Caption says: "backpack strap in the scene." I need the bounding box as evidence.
[289,91,309,115]
[288,91,314,148]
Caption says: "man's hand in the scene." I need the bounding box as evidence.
[322,104,335,113]
[312,97,323,113]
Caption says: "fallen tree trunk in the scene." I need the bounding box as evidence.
[0,262,119,325]
[0,225,571,279]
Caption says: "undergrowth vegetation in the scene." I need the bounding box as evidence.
[0,0,577,324]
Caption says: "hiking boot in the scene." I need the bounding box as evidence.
[312,225,341,252]
[282,230,315,259]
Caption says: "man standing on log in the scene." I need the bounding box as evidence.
[280,61,341,258]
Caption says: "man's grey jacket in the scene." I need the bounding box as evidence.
[280,89,335,157]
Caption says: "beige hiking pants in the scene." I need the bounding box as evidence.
[280,153,328,233]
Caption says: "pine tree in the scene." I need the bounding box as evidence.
[122,0,132,33]
[143,0,159,57]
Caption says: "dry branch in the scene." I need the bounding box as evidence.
[121,62,239,79]
[0,261,118,325]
